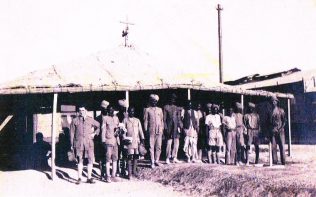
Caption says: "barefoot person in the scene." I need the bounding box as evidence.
[144,94,164,168]
[70,104,100,184]
[163,93,181,164]
[244,102,261,165]
[102,105,120,182]
[123,106,145,179]
[205,104,223,164]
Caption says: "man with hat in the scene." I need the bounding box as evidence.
[70,104,100,184]
[144,94,164,168]
[102,105,121,182]
[122,106,145,179]
[233,102,246,166]
[95,100,109,180]
[163,93,182,164]
[268,95,286,165]
[205,103,223,164]
[222,107,237,165]
[116,99,129,177]
[244,102,261,165]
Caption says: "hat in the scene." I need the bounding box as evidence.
[206,103,213,108]
[118,99,127,108]
[212,104,219,109]
[100,100,109,108]
[149,94,159,101]
[248,102,256,108]
[235,102,243,109]
[270,95,279,102]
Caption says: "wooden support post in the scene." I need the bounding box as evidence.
[125,90,129,112]
[187,89,191,101]
[241,94,244,114]
[51,93,58,180]
[269,141,273,167]
[288,98,292,156]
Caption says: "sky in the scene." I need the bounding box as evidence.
[0,0,316,84]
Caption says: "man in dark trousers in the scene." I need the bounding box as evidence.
[244,102,261,165]
[70,104,100,184]
[268,95,286,165]
[144,94,164,168]
[234,102,246,166]
[163,93,181,164]
[95,100,109,180]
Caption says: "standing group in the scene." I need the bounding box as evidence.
[69,93,287,184]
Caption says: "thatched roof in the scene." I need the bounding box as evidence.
[0,46,293,98]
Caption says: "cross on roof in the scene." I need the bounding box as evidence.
[120,17,135,47]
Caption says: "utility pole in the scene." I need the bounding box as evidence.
[217,4,223,83]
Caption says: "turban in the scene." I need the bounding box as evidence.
[118,99,127,108]
[100,100,109,108]
[235,102,243,109]
[206,103,213,108]
[212,104,219,109]
[150,94,159,101]
[248,102,256,108]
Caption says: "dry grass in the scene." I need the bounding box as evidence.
[138,145,316,197]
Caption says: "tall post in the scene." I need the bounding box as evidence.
[241,94,244,114]
[217,4,223,83]
[125,90,130,113]
[51,93,58,180]
[288,98,292,156]
[187,89,191,101]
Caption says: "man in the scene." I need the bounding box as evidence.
[182,101,198,163]
[123,106,145,179]
[144,94,164,168]
[222,107,237,165]
[234,102,246,166]
[95,100,109,180]
[195,103,205,162]
[268,95,286,165]
[70,104,100,184]
[163,93,181,164]
[205,104,223,164]
[116,99,128,177]
[102,105,121,182]
[244,102,261,165]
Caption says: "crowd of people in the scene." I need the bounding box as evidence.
[68,93,287,184]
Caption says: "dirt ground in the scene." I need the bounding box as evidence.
[0,145,315,197]
[138,145,316,197]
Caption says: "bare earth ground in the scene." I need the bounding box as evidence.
[0,145,316,197]
[138,145,316,197]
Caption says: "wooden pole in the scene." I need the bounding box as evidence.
[241,94,244,114]
[187,89,191,101]
[288,98,292,156]
[217,4,223,83]
[51,93,58,180]
[125,90,129,112]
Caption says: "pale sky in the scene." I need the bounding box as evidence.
[0,0,316,84]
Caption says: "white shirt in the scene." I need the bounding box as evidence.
[205,114,222,129]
